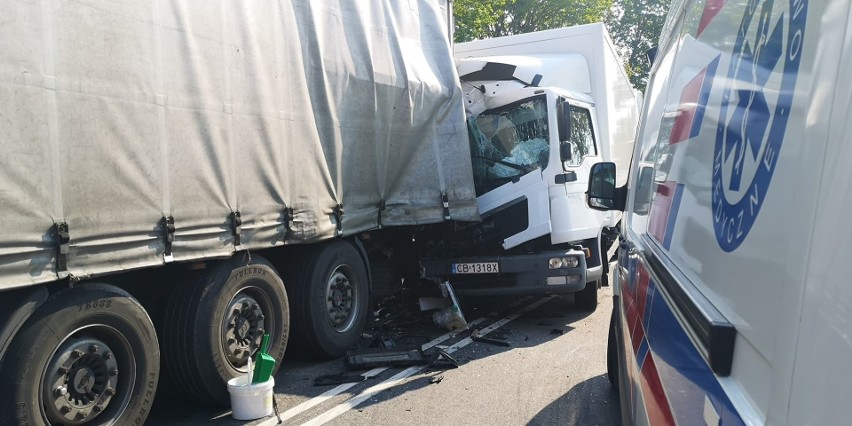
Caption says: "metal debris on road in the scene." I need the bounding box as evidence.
[314,373,369,386]
[471,329,511,347]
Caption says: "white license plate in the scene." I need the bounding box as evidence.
[451,262,500,274]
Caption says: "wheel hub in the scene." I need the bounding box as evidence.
[223,295,266,369]
[236,317,251,341]
[43,338,118,425]
[326,268,356,332]
[72,367,96,394]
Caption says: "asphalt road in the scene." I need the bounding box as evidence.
[148,286,620,425]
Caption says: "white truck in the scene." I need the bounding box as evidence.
[0,1,475,424]
[588,0,852,424]
[420,24,640,310]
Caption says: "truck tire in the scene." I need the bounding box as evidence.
[575,279,599,311]
[607,308,619,388]
[0,283,159,426]
[162,255,289,405]
[285,240,369,358]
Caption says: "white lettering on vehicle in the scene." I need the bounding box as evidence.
[750,186,760,217]
[714,179,723,222]
[793,0,806,21]
[790,29,803,60]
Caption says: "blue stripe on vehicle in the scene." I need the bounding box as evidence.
[662,183,685,249]
[689,55,721,138]
[643,280,657,328]
[644,278,743,425]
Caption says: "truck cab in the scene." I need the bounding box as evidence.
[420,24,639,309]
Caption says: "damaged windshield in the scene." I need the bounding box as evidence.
[468,96,549,196]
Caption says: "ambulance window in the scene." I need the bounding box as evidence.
[564,107,596,167]
[632,113,675,217]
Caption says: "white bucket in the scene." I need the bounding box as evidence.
[227,376,275,420]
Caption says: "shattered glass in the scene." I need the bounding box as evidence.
[468,96,550,195]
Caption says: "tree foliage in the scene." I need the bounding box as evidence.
[452,0,673,92]
[453,0,612,44]
[604,0,672,91]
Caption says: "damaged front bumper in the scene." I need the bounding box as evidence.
[420,248,588,296]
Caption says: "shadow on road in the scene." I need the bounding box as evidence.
[527,374,621,426]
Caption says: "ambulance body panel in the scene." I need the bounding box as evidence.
[595,0,852,424]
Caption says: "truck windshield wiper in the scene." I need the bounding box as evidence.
[472,155,533,173]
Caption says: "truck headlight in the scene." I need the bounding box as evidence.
[549,256,580,269]
[563,256,579,268]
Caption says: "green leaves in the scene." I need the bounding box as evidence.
[452,0,613,43]
[604,0,672,91]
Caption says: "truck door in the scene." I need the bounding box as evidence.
[467,95,551,247]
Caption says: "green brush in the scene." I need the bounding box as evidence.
[251,333,276,384]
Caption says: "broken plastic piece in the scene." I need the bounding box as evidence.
[314,373,367,386]
[419,297,451,311]
[432,305,467,331]
[428,348,459,369]
[472,329,511,347]
[345,347,428,370]
[368,334,396,349]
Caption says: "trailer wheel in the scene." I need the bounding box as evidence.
[0,284,159,426]
[575,279,599,311]
[162,255,289,405]
[286,241,369,358]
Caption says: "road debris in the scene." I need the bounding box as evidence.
[344,347,459,370]
[471,329,511,347]
[314,373,368,386]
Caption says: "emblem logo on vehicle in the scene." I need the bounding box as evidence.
[712,0,808,252]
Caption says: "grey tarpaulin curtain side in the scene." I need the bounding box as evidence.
[0,0,477,289]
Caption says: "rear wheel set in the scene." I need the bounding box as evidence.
[283,241,370,358]
[0,284,160,425]
[162,255,290,405]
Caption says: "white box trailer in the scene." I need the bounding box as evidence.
[0,1,475,423]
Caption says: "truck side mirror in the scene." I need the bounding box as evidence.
[558,102,573,164]
[558,103,572,144]
[633,166,655,215]
[587,162,626,211]
[560,143,572,163]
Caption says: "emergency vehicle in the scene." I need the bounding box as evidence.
[587,0,852,423]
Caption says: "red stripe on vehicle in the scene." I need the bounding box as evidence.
[632,315,645,352]
[634,265,651,325]
[697,0,727,37]
[669,68,708,144]
[648,181,678,244]
[641,354,677,426]
[626,297,642,350]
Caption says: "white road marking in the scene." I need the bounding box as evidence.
[300,295,556,426]
[256,297,533,425]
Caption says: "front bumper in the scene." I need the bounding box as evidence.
[420,249,588,296]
